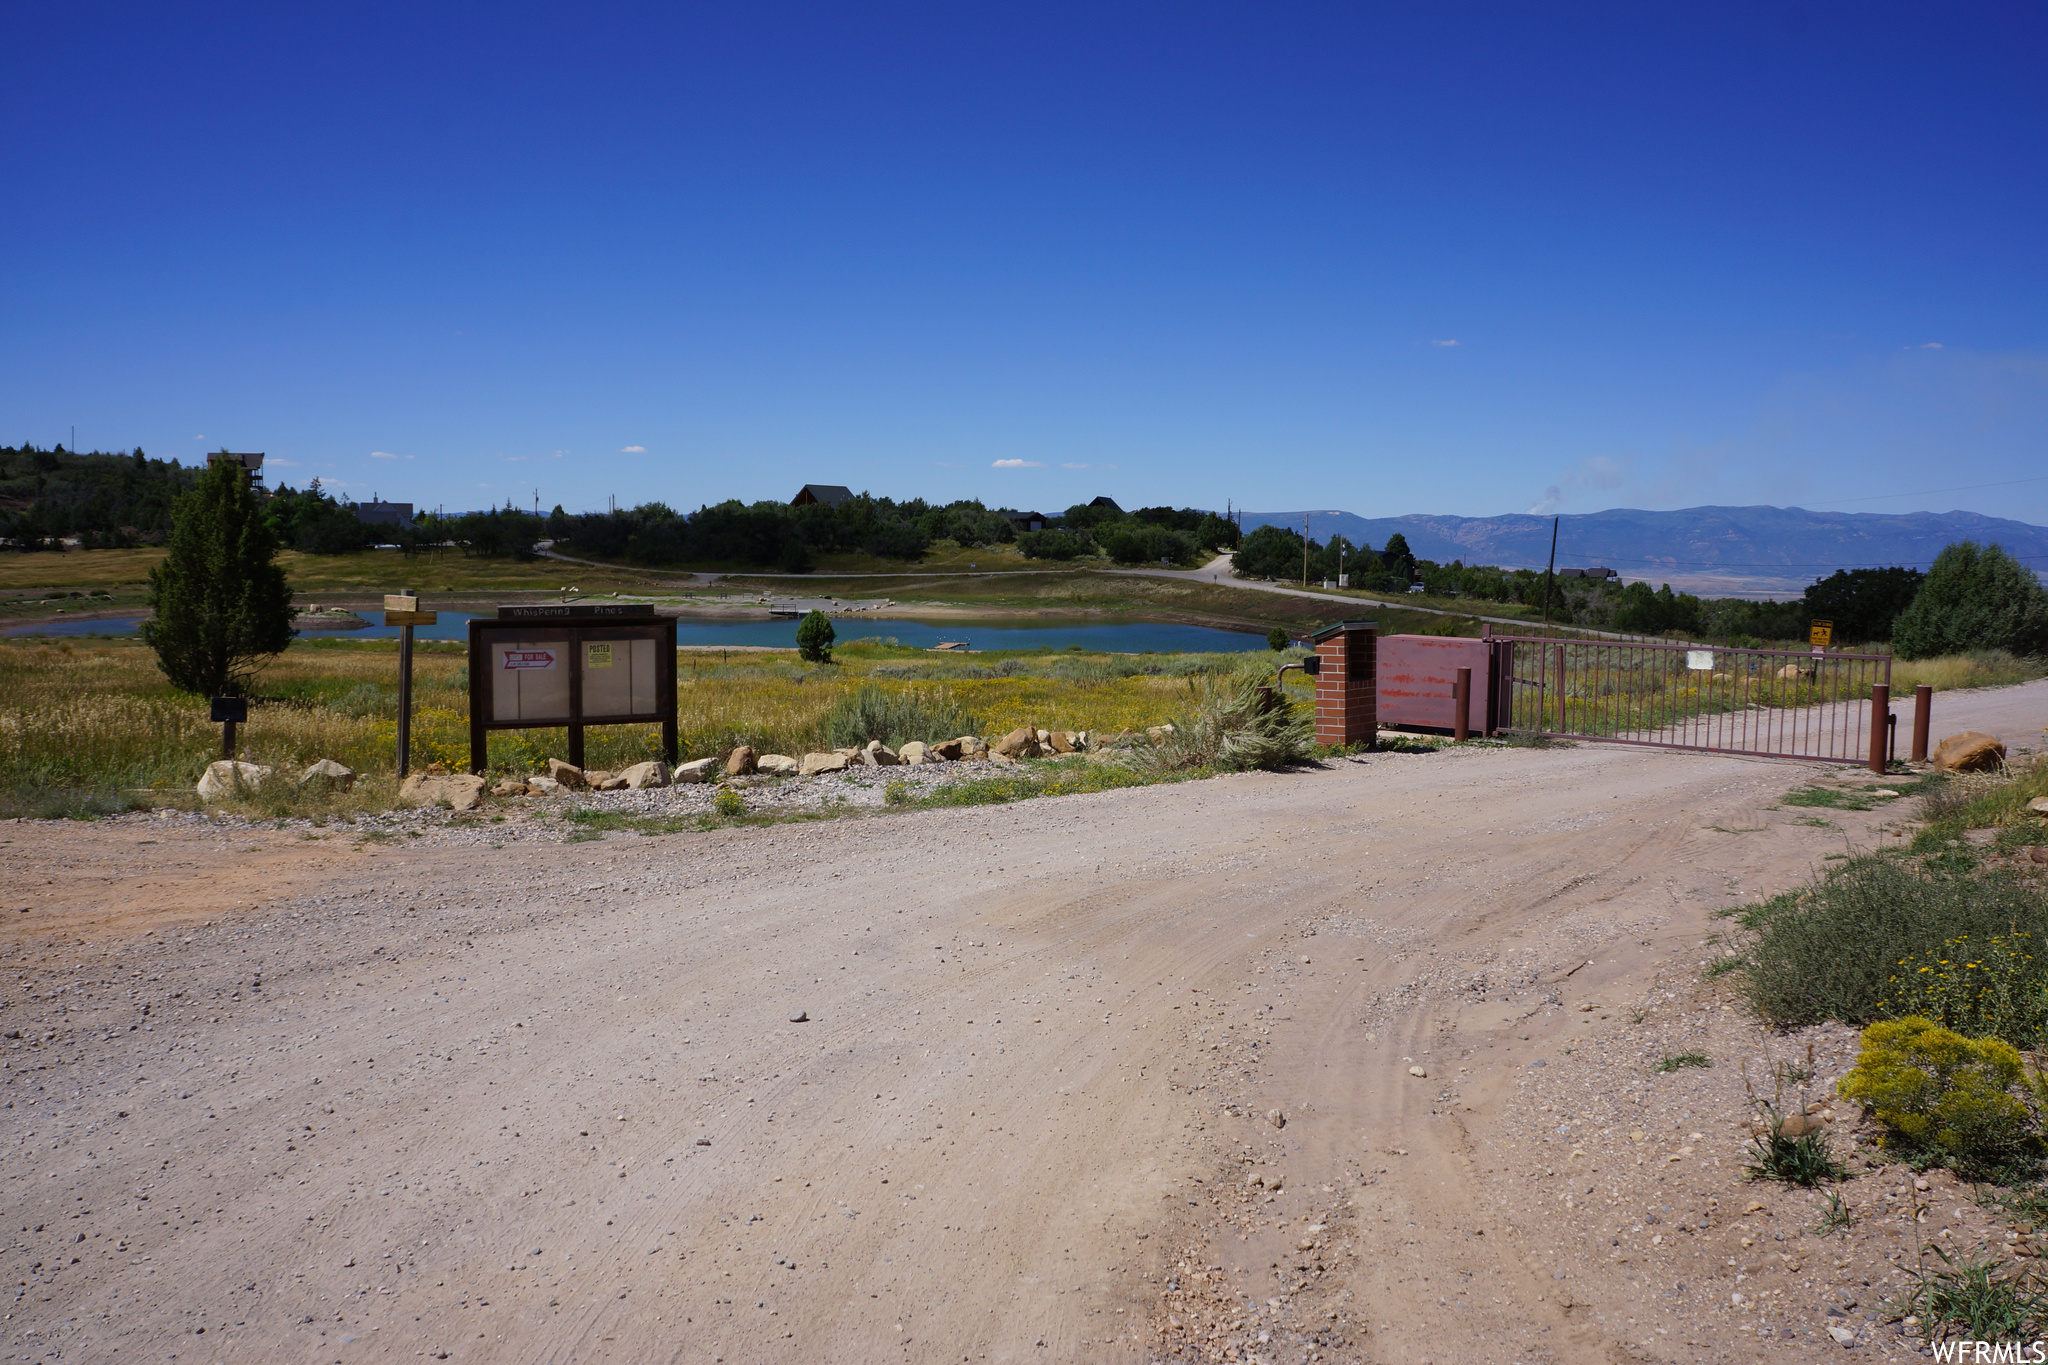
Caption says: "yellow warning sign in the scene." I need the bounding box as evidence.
[586,642,614,669]
[1809,621,1833,649]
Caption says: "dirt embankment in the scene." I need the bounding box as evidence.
[4,693,2040,1363]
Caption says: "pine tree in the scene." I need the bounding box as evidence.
[141,455,295,696]
[795,609,835,663]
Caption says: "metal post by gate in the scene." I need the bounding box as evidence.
[1911,685,1932,763]
[1454,666,1471,742]
[1868,684,1889,775]
[1554,645,1566,733]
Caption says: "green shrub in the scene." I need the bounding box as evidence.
[1737,858,2048,1034]
[711,787,746,819]
[1656,1052,1711,1073]
[1267,627,1289,651]
[1838,1017,2037,1177]
[821,684,982,750]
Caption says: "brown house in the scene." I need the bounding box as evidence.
[791,484,854,508]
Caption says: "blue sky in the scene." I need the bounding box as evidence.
[4,2,2043,523]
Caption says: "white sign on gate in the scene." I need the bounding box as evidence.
[1685,649,1714,671]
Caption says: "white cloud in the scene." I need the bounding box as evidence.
[370,450,399,459]
[1428,339,1459,347]
[1060,462,1092,469]
[991,459,1045,468]
[502,455,532,463]
[269,457,298,467]
[1919,342,1944,349]
[621,445,646,453]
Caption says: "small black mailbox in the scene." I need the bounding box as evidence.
[209,697,249,724]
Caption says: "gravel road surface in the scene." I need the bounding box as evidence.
[3,683,2041,1363]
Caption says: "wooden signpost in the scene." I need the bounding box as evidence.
[209,696,248,758]
[384,590,438,777]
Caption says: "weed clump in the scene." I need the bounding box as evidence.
[1656,1052,1711,1073]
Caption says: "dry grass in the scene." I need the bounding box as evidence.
[0,636,1243,816]
[1890,650,2044,693]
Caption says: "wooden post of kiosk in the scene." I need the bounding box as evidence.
[383,590,438,778]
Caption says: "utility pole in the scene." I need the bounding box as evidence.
[1301,512,1310,587]
[1541,515,1559,634]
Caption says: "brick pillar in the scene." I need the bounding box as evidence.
[1312,621,1377,747]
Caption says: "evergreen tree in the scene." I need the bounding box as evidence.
[1891,541,2048,660]
[1379,533,1416,582]
[141,456,295,696]
[795,609,835,663]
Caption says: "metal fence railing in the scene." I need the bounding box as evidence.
[1493,638,1894,766]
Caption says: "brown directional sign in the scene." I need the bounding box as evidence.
[384,610,438,626]
[384,594,419,612]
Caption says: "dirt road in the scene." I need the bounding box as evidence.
[3,690,2040,1363]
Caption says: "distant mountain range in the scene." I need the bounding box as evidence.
[1239,505,2048,594]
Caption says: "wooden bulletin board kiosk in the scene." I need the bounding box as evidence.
[467,604,678,774]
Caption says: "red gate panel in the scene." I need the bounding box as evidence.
[1376,634,1493,734]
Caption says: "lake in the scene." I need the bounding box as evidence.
[6,613,1272,653]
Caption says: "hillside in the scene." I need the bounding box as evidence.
[1243,505,2048,594]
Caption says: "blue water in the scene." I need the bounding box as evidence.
[6,612,1269,653]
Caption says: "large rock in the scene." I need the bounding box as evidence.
[992,726,1042,759]
[584,770,628,792]
[958,735,988,758]
[546,758,586,789]
[899,740,929,765]
[929,738,963,761]
[298,758,356,791]
[1931,731,2006,773]
[2028,796,2048,817]
[491,778,529,797]
[674,757,721,784]
[620,760,670,790]
[800,751,850,776]
[1046,730,1078,755]
[863,740,900,766]
[724,745,757,777]
[527,775,564,795]
[757,753,800,777]
[1146,723,1177,744]
[400,772,488,812]
[196,760,272,801]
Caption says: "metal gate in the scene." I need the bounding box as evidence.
[1490,637,1895,769]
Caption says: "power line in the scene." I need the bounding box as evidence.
[1800,473,2048,509]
